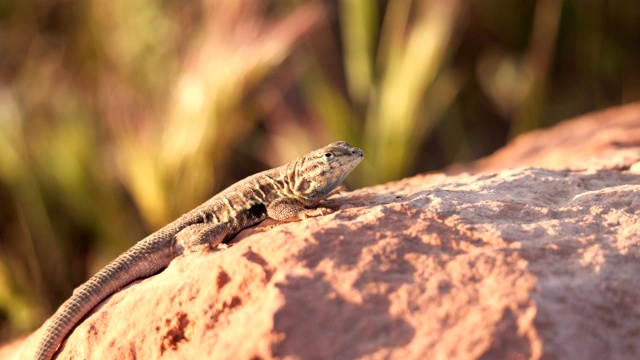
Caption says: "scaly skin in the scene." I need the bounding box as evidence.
[33,141,363,360]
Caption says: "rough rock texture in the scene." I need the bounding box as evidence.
[7,103,640,359]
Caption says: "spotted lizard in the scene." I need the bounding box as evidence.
[33,141,363,359]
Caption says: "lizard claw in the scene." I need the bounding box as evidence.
[297,207,333,219]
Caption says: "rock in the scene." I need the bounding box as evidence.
[8,104,640,359]
[457,102,640,173]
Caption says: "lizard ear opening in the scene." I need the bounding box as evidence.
[295,178,312,194]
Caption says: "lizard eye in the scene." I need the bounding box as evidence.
[324,153,333,158]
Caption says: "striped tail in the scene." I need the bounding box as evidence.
[34,239,174,359]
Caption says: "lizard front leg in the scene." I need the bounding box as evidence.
[175,223,230,254]
[267,198,332,220]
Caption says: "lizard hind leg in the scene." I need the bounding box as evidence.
[175,223,230,255]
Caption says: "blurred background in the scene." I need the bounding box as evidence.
[1,0,639,340]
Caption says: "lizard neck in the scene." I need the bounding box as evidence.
[282,157,319,206]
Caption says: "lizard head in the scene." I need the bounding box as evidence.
[291,141,364,201]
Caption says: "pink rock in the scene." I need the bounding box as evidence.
[8,104,640,359]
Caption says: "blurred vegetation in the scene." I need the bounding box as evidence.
[1,0,639,340]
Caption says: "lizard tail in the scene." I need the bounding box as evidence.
[33,239,174,360]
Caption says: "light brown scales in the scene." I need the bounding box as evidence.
[33,141,363,360]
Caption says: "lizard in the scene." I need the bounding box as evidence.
[33,141,363,360]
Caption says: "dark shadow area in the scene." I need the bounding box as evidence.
[272,273,414,360]
[271,185,536,358]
